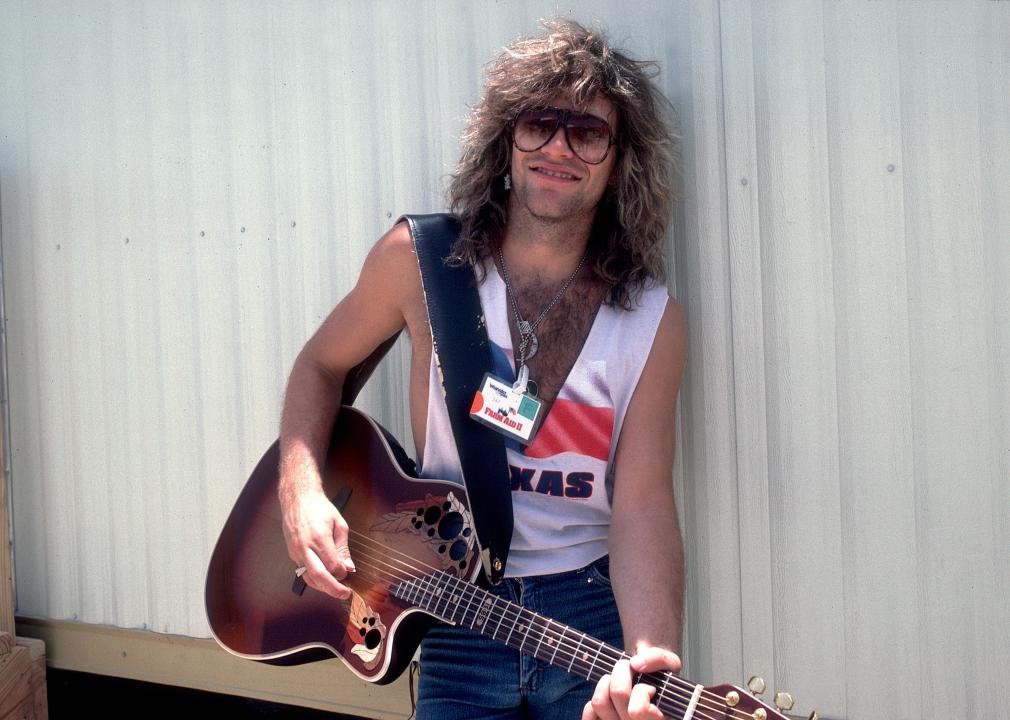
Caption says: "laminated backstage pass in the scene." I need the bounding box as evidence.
[469,372,543,443]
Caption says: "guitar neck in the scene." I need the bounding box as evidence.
[392,571,711,720]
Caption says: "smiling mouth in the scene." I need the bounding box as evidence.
[532,166,578,181]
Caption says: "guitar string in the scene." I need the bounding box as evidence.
[345,542,764,720]
[345,527,754,720]
[344,537,737,720]
[341,529,756,720]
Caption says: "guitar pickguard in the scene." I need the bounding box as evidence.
[371,491,475,575]
[347,591,387,669]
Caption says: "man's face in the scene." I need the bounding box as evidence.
[508,93,619,227]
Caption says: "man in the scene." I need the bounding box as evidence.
[278,19,686,720]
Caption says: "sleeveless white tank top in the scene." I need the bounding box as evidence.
[420,262,668,577]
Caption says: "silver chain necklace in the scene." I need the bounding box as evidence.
[496,245,588,370]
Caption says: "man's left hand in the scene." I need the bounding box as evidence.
[582,646,682,720]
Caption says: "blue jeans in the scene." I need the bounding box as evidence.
[416,556,624,720]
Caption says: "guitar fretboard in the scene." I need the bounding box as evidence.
[392,571,711,720]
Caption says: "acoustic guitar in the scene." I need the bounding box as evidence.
[206,406,813,720]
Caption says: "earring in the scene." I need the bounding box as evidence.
[504,173,511,191]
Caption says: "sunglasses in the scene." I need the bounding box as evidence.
[511,107,618,165]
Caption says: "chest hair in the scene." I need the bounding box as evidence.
[506,274,607,410]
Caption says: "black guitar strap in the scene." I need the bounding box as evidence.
[400,213,512,586]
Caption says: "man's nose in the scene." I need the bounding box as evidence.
[542,125,573,157]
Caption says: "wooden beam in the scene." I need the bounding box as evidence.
[15,617,414,718]
[0,186,12,639]
[0,402,12,638]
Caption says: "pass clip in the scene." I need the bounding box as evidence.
[513,363,530,394]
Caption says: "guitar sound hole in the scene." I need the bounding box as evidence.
[438,511,464,540]
[449,539,468,561]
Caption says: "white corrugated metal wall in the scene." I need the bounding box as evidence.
[1,1,1007,718]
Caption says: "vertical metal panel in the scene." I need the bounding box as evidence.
[672,0,747,689]
[978,10,1010,712]
[822,3,921,718]
[896,3,1010,717]
[2,1,1009,717]
[751,1,848,712]
[718,0,777,694]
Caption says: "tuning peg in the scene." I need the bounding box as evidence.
[774,692,794,712]
[747,676,767,695]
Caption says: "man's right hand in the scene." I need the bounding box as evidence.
[281,486,357,600]
[276,223,417,601]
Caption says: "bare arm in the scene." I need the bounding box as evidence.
[586,298,688,720]
[610,298,686,654]
[278,222,419,599]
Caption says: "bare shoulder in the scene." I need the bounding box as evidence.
[354,221,429,319]
[646,294,687,388]
[300,222,424,374]
[369,220,429,327]
[358,221,421,291]
[662,294,686,332]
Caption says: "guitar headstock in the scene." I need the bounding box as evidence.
[705,676,819,720]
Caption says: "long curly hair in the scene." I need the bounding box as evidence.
[446,18,678,308]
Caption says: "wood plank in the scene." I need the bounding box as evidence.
[15,617,412,718]
[0,634,32,718]
[0,175,12,638]
[19,637,48,720]
[0,373,12,637]
[0,5,25,645]
[0,634,46,720]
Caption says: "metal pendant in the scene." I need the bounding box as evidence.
[517,322,539,362]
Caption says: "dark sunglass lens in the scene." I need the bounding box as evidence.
[514,109,561,151]
[565,113,611,163]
